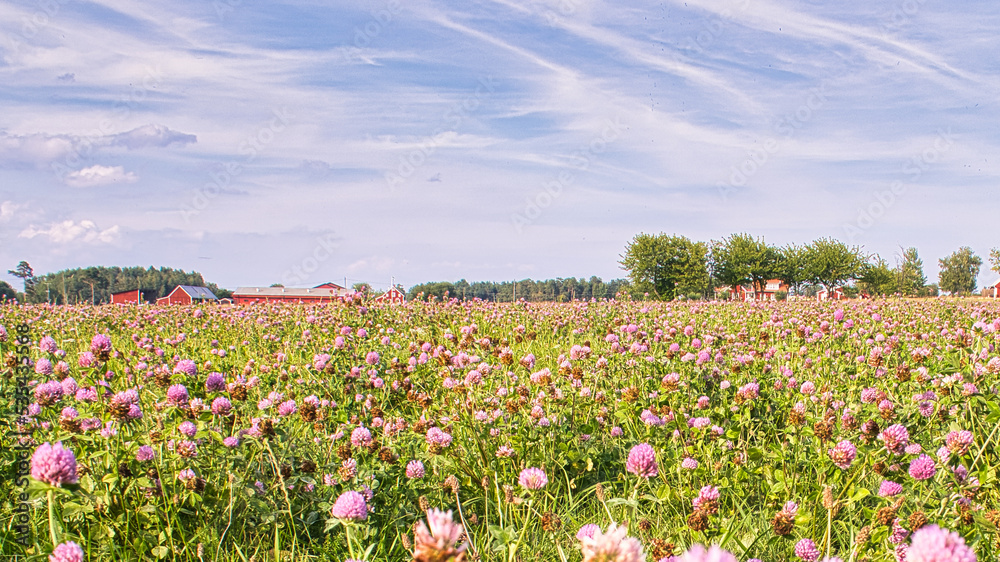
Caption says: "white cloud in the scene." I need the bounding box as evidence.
[0,200,23,222]
[64,165,138,187]
[19,220,121,244]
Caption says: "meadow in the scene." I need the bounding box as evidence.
[2,297,999,562]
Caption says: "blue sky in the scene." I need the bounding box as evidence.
[1,0,998,291]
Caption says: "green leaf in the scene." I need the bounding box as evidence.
[151,546,169,559]
[606,497,639,509]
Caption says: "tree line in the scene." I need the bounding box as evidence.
[3,262,232,305]
[620,233,1000,300]
[407,277,629,302]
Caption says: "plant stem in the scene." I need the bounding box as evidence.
[508,498,532,562]
[47,489,60,546]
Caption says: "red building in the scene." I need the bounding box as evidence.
[374,286,406,305]
[716,279,788,301]
[989,279,1000,298]
[817,287,846,301]
[314,282,346,290]
[232,286,351,305]
[111,289,142,305]
[158,285,219,305]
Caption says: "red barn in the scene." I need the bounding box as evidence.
[989,279,1000,298]
[232,286,351,305]
[111,289,142,305]
[374,286,406,305]
[110,289,155,305]
[159,285,219,305]
[314,282,346,290]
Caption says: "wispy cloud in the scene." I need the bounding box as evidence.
[0,0,998,288]
[0,125,196,168]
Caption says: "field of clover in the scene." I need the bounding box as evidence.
[2,297,1000,562]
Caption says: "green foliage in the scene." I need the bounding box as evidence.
[777,244,808,295]
[938,247,982,295]
[990,248,1000,276]
[858,256,895,296]
[620,233,709,300]
[710,233,780,295]
[894,247,927,296]
[801,237,866,290]
[408,277,628,302]
[0,280,17,302]
[7,260,34,292]
[23,266,223,305]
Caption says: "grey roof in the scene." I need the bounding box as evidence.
[177,285,218,300]
[233,287,350,298]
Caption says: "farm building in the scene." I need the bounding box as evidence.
[314,282,347,290]
[157,285,219,305]
[817,287,846,301]
[374,286,406,305]
[111,289,148,305]
[232,286,351,305]
[988,279,1000,298]
[716,279,787,302]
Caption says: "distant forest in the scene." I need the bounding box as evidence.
[4,264,231,305]
[407,277,629,302]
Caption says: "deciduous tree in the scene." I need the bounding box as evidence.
[938,247,982,296]
[802,238,866,291]
[710,233,781,296]
[620,233,709,300]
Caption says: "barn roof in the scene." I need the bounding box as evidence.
[233,287,348,297]
[176,285,218,300]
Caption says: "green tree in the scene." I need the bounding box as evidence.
[0,280,17,302]
[7,260,34,292]
[352,282,371,293]
[990,248,1000,276]
[938,247,982,296]
[894,247,927,296]
[408,281,456,300]
[777,243,809,296]
[620,233,709,300]
[802,237,867,291]
[858,256,896,296]
[710,233,781,296]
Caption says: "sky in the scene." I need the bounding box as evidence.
[1,0,998,292]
